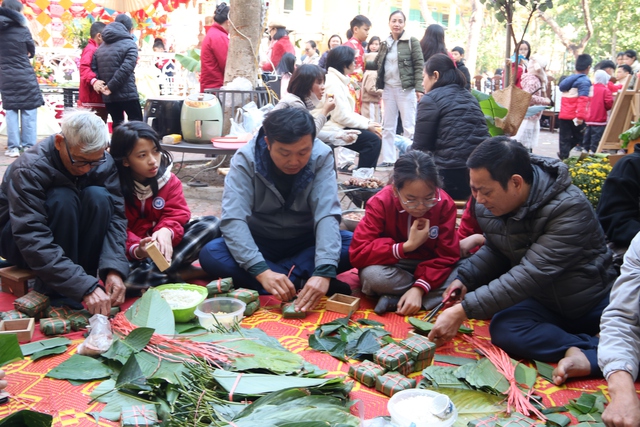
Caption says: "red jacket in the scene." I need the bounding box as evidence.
[78,39,104,107]
[558,73,591,121]
[262,36,295,72]
[125,174,191,260]
[349,185,460,293]
[344,37,365,73]
[200,23,229,92]
[586,83,613,125]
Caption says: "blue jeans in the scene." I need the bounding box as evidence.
[489,295,609,376]
[199,230,353,293]
[5,109,37,150]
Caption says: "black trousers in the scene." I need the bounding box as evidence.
[440,167,471,200]
[106,99,143,130]
[558,119,586,159]
[583,125,606,152]
[344,128,382,169]
[0,186,114,304]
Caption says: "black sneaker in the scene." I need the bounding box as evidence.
[327,278,352,296]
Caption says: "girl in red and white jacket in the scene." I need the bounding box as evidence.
[110,122,220,293]
[583,70,614,153]
[349,150,460,316]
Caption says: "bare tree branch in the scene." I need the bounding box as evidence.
[537,0,592,57]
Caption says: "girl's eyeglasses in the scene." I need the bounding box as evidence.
[398,188,441,209]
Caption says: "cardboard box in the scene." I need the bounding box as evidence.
[326,294,360,315]
[145,241,170,272]
[0,318,35,342]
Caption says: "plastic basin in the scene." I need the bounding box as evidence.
[195,297,246,330]
[155,283,208,323]
[342,209,365,232]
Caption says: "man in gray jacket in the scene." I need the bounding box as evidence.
[199,108,352,312]
[599,232,640,427]
[428,137,615,385]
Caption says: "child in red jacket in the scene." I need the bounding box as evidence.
[110,122,220,293]
[349,150,460,315]
[78,22,107,122]
[583,70,614,153]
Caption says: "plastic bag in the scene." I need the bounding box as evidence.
[76,314,113,356]
[352,168,374,179]
[229,101,274,136]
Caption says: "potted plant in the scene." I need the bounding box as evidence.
[62,17,94,49]
[620,121,640,153]
[564,154,612,209]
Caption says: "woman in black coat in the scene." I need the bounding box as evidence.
[0,0,44,158]
[412,54,489,200]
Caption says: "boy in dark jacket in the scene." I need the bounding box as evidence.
[557,54,592,159]
[451,46,471,91]
[91,14,142,129]
[583,70,613,153]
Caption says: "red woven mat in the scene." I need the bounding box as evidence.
[0,278,629,425]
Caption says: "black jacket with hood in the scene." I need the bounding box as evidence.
[458,155,615,320]
[412,83,488,170]
[91,22,139,103]
[0,136,129,302]
[0,7,44,110]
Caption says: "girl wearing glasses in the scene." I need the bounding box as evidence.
[110,122,220,293]
[349,150,460,315]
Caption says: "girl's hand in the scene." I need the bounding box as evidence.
[152,228,173,261]
[459,234,485,258]
[322,96,336,116]
[135,237,154,259]
[405,218,430,252]
[397,287,424,316]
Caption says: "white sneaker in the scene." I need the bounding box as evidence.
[4,148,20,158]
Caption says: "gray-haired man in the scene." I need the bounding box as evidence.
[0,110,129,315]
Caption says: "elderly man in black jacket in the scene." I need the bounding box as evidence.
[0,110,129,315]
[91,14,142,129]
[428,137,616,385]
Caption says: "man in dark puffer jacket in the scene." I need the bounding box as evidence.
[0,0,44,158]
[91,14,142,129]
[428,137,616,385]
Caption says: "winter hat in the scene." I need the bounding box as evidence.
[595,69,610,85]
[115,14,133,32]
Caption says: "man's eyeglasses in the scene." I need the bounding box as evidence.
[398,188,441,209]
[62,135,106,168]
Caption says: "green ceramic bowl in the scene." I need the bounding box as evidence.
[155,283,208,323]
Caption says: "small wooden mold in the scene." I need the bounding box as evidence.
[146,241,171,272]
[326,294,360,315]
[0,318,35,343]
[0,266,36,297]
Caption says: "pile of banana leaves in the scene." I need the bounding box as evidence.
[35,290,358,427]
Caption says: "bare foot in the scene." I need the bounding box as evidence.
[552,347,592,385]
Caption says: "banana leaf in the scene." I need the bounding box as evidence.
[89,380,158,422]
[116,354,152,391]
[534,360,554,383]
[310,317,390,362]
[566,391,607,416]
[216,338,307,374]
[211,369,336,398]
[0,410,53,427]
[174,49,201,73]
[227,388,359,427]
[20,337,70,356]
[125,289,174,335]
[0,334,23,367]
[472,89,507,136]
[435,354,478,366]
[31,345,67,362]
[421,365,472,389]
[102,327,155,365]
[420,386,505,427]
[356,319,384,326]
[545,413,571,427]
[46,354,112,381]
[134,352,185,385]
[408,317,474,335]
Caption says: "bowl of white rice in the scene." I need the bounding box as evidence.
[194,297,246,330]
[387,388,457,427]
[155,283,208,323]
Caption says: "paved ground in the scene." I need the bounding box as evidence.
[0,129,561,218]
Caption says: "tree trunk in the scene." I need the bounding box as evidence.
[465,0,482,78]
[537,0,593,57]
[419,0,436,26]
[224,0,262,87]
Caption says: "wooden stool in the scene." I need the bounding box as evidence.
[0,266,36,297]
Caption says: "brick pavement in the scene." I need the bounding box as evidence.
[0,130,561,218]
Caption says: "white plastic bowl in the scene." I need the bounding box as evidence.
[387,389,457,427]
[194,297,246,330]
